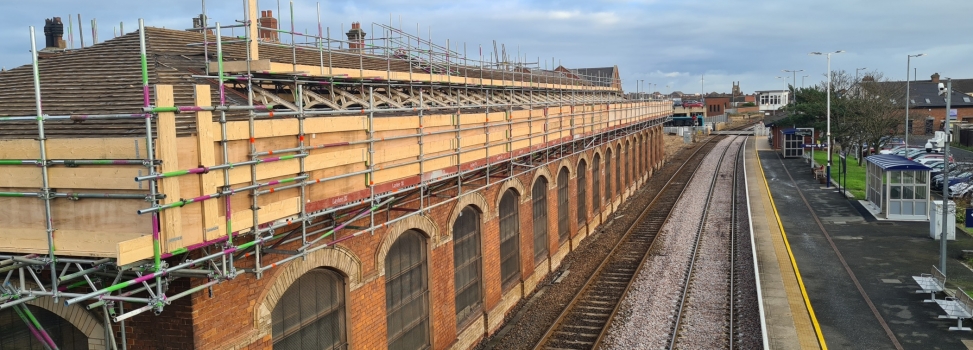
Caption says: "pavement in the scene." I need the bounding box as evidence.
[755,135,973,349]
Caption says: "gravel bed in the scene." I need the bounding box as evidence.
[732,138,764,349]
[601,136,738,349]
[672,136,744,349]
[476,137,714,350]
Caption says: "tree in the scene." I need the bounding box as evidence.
[777,70,906,165]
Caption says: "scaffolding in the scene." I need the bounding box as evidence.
[0,1,671,348]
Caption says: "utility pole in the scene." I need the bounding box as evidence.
[783,69,804,102]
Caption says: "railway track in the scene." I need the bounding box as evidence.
[532,136,721,350]
[669,136,745,349]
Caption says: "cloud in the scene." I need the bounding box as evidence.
[1,0,971,93]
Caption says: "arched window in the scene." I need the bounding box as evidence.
[592,154,601,211]
[499,189,521,291]
[385,230,430,350]
[453,206,482,328]
[625,141,631,187]
[557,167,570,244]
[532,177,550,263]
[0,305,87,349]
[577,160,588,224]
[605,149,613,201]
[273,269,346,349]
[615,146,622,196]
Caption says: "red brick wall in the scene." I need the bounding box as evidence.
[904,106,973,135]
[119,125,665,350]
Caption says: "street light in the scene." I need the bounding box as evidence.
[905,54,925,148]
[776,76,788,105]
[783,69,804,102]
[940,77,952,275]
[810,50,845,189]
[802,75,809,88]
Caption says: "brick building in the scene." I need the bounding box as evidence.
[0,7,669,350]
[892,73,973,136]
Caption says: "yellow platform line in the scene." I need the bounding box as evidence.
[755,150,828,350]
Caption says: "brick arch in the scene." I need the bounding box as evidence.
[447,192,493,233]
[23,295,105,349]
[254,244,364,341]
[494,177,527,216]
[375,215,438,274]
[576,151,591,171]
[531,166,554,192]
[556,158,574,180]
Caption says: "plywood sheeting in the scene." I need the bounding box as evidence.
[0,98,667,262]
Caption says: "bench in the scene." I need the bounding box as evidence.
[935,287,973,331]
[913,265,946,302]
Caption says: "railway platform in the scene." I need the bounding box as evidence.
[752,135,973,349]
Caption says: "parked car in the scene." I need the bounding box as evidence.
[881,144,910,155]
[890,147,923,156]
[949,181,973,199]
[879,137,906,153]
[917,159,945,168]
[912,153,954,163]
[683,100,703,108]
[935,171,973,190]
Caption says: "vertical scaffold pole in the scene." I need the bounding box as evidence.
[29,27,59,305]
[138,19,164,307]
[297,84,309,249]
[418,91,425,213]
[243,0,262,278]
[368,87,376,233]
[215,22,234,276]
[317,3,323,76]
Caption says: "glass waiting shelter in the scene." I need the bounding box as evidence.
[865,154,932,220]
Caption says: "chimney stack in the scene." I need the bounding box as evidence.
[43,17,66,50]
[931,73,940,84]
[346,22,366,51]
[191,14,214,36]
[258,10,279,42]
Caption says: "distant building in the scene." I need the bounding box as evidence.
[755,90,789,111]
[878,73,973,135]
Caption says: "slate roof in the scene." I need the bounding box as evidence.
[0,27,599,139]
[875,79,973,108]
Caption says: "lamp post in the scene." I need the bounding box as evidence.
[802,75,809,88]
[776,76,787,106]
[940,77,952,275]
[905,54,925,148]
[810,50,845,189]
[783,69,804,102]
[855,67,867,97]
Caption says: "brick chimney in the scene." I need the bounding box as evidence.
[43,17,66,50]
[258,10,278,42]
[346,22,366,51]
[931,73,940,84]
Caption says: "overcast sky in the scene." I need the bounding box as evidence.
[1,0,971,94]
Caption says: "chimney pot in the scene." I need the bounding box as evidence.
[258,10,279,42]
[931,73,940,84]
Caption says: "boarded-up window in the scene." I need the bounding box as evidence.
[273,269,346,350]
[385,230,430,350]
[499,189,521,291]
[0,305,87,350]
[532,177,550,263]
[557,167,570,244]
[453,206,482,328]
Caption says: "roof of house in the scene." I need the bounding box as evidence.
[0,27,604,139]
[879,81,973,108]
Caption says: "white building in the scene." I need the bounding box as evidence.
[756,90,790,111]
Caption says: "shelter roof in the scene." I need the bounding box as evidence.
[866,154,932,171]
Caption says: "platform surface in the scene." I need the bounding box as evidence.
[756,136,973,349]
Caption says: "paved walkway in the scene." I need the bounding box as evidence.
[757,135,973,349]
[747,136,822,349]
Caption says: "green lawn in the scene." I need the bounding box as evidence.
[812,151,867,199]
